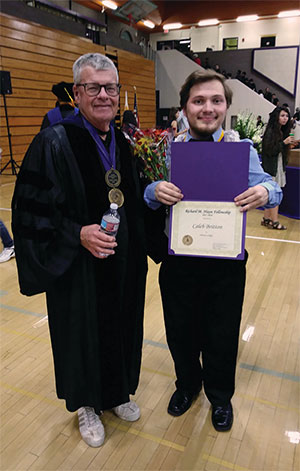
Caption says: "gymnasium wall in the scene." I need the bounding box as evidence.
[0,12,156,170]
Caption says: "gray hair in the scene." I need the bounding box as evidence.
[73,53,119,84]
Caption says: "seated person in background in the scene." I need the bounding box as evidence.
[0,147,15,263]
[256,115,263,127]
[204,57,211,69]
[293,107,300,121]
[167,107,180,138]
[240,71,247,83]
[121,110,138,144]
[264,87,273,102]
[177,108,189,133]
[271,93,277,104]
[193,53,201,66]
[0,219,15,263]
[235,70,242,81]
[40,81,78,129]
[248,78,256,91]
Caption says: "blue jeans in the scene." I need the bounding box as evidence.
[0,220,13,248]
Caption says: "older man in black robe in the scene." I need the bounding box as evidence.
[12,53,148,447]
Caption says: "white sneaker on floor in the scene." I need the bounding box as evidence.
[113,401,140,422]
[78,406,105,447]
[0,246,15,263]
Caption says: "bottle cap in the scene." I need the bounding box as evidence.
[110,203,118,210]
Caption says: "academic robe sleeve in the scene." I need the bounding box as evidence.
[12,127,84,295]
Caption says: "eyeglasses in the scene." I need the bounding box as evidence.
[76,83,121,97]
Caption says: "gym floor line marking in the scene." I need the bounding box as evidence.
[246,235,300,244]
[1,347,298,416]
[142,366,175,379]
[0,303,46,317]
[236,393,300,414]
[143,338,169,349]
[0,381,185,452]
[239,362,300,382]
[0,325,49,343]
[202,453,249,471]
[104,418,185,451]
[2,313,299,384]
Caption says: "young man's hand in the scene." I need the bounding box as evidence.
[155,182,183,206]
[234,185,269,212]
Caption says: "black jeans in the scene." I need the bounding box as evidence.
[159,252,248,406]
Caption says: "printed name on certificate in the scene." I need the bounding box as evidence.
[170,201,244,258]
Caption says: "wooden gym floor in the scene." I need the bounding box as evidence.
[0,174,299,471]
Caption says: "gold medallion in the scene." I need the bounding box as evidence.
[108,188,124,207]
[182,235,193,246]
[105,168,121,188]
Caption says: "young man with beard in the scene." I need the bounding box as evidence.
[144,70,282,431]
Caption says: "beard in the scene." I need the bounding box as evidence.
[188,120,220,139]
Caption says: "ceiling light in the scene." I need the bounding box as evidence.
[278,10,300,18]
[236,15,258,22]
[198,19,219,26]
[163,23,182,30]
[142,19,155,29]
[102,1,118,10]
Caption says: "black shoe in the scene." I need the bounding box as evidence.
[211,402,233,431]
[167,389,199,417]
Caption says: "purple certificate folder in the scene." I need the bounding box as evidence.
[169,141,250,259]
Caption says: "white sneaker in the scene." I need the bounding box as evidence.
[113,401,140,422]
[78,407,105,447]
[0,246,15,263]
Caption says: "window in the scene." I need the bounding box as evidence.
[261,36,276,47]
[120,30,133,42]
[223,37,238,50]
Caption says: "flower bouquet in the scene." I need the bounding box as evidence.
[129,128,171,182]
[234,111,264,154]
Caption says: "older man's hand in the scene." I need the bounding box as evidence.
[80,224,117,258]
[155,181,183,206]
[234,185,269,212]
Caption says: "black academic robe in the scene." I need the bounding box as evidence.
[12,116,148,413]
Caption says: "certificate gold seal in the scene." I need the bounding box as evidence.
[182,235,193,246]
[105,168,121,188]
[108,188,124,207]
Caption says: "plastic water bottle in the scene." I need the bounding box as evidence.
[99,203,120,257]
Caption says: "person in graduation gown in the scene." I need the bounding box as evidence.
[144,69,282,432]
[12,53,148,448]
[40,81,78,130]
